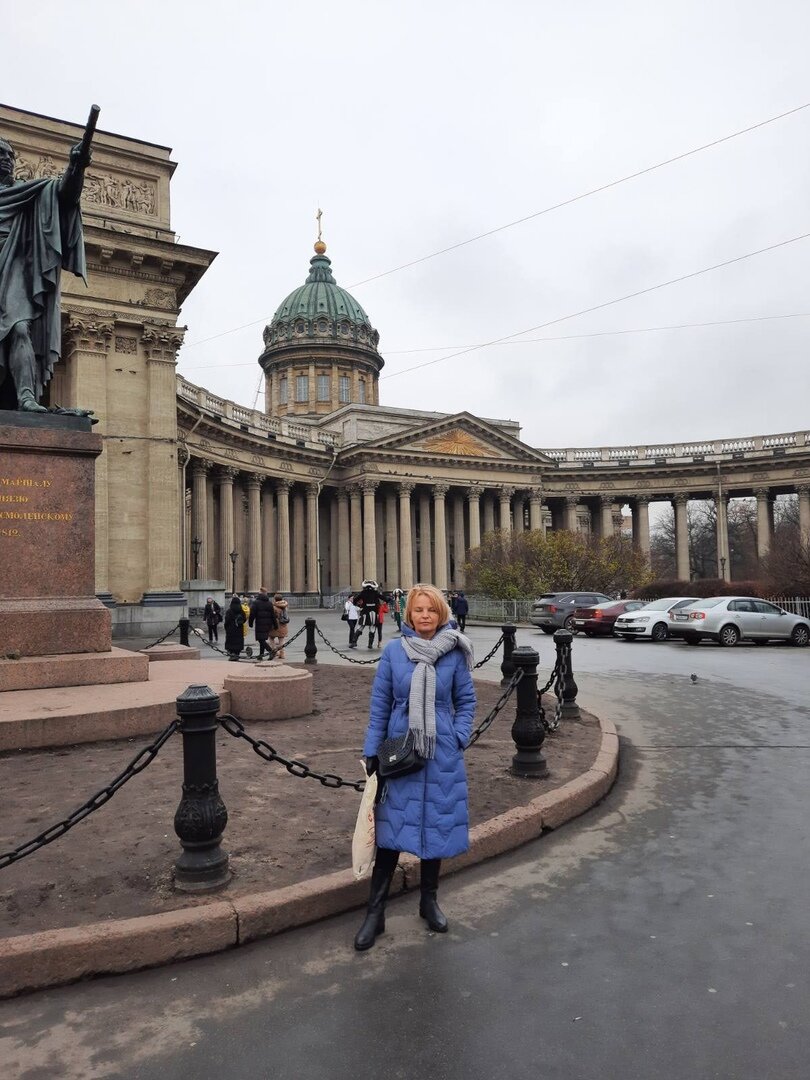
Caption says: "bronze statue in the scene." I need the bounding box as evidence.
[0,106,99,416]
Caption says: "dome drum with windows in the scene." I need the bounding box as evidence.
[259,241,383,416]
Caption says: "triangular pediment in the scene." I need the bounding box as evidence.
[343,412,555,465]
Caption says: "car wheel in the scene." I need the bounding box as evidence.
[718,624,741,647]
[790,624,810,647]
[684,634,701,645]
[540,627,555,635]
[563,615,578,633]
[651,622,668,642]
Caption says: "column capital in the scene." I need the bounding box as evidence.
[754,486,771,500]
[796,483,810,497]
[347,483,362,499]
[176,445,189,468]
[64,312,115,352]
[500,485,516,500]
[191,458,212,476]
[246,473,264,490]
[274,477,294,494]
[306,482,320,498]
[433,482,450,498]
[597,493,613,507]
[398,480,416,497]
[336,488,350,503]
[634,494,651,506]
[673,493,689,506]
[216,465,239,484]
[361,479,379,495]
[564,494,579,507]
[527,486,543,503]
[466,484,484,500]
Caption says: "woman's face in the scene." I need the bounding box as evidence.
[411,594,441,639]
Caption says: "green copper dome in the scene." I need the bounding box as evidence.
[262,248,381,354]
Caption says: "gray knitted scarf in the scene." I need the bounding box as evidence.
[400,628,475,758]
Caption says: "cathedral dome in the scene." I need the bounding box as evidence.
[259,242,384,416]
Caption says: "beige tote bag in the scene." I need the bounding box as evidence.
[352,766,378,880]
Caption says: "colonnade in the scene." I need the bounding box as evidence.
[183,461,810,592]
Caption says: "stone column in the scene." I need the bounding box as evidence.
[432,483,449,589]
[292,487,306,592]
[275,479,292,592]
[349,485,364,585]
[329,493,339,590]
[499,486,515,533]
[337,490,351,587]
[419,490,433,581]
[798,484,810,546]
[216,467,237,583]
[599,496,614,538]
[467,485,483,550]
[755,487,772,559]
[362,480,378,581]
[674,495,690,580]
[482,493,495,535]
[142,326,185,599]
[715,493,731,581]
[398,482,415,588]
[512,492,526,533]
[528,487,543,532]
[385,489,400,587]
[191,460,211,579]
[452,492,466,587]
[564,495,579,532]
[633,496,651,558]
[177,446,189,580]
[246,474,263,591]
[306,482,319,593]
[261,483,276,590]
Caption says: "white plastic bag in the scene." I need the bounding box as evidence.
[352,764,377,880]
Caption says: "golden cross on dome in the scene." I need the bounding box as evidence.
[316,207,323,242]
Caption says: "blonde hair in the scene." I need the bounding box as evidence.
[404,584,451,629]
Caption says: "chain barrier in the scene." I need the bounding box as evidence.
[549,657,565,732]
[466,668,523,747]
[472,632,504,669]
[191,622,307,661]
[535,657,563,734]
[218,713,367,791]
[314,624,382,665]
[0,720,179,872]
[141,622,181,650]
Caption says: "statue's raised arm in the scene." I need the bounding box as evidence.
[58,104,99,209]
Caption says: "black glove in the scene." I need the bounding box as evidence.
[364,755,379,777]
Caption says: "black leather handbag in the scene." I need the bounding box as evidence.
[377,731,424,779]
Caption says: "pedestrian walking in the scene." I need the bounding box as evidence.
[223,595,246,660]
[344,595,360,647]
[353,580,383,650]
[375,597,389,647]
[248,587,279,660]
[454,590,469,632]
[354,583,476,951]
[203,596,222,642]
[272,593,290,659]
[392,588,405,632]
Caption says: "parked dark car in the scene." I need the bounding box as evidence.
[530,591,614,634]
[571,599,647,636]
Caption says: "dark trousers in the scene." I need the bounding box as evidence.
[257,635,271,659]
[207,623,218,642]
[457,615,466,632]
[348,619,357,646]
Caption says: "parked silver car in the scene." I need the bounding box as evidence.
[530,591,614,634]
[614,596,700,642]
[668,596,810,647]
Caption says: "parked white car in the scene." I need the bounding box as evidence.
[668,596,810,647]
[614,596,701,642]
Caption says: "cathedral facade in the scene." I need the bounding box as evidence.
[3,105,808,635]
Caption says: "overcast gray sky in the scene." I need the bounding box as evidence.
[7,1,810,449]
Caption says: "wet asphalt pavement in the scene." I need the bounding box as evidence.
[2,620,809,1079]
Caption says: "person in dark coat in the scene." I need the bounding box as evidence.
[248,587,279,660]
[354,583,476,951]
[454,590,469,632]
[353,580,383,650]
[223,595,246,660]
[203,597,222,642]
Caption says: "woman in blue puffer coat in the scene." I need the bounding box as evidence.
[354,583,476,951]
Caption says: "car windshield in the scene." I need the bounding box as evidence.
[697,598,725,609]
[641,599,670,610]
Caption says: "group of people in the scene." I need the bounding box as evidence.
[203,590,290,661]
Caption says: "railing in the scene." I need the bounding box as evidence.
[466,597,536,622]
[540,430,810,466]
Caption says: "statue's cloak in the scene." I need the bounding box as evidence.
[0,178,86,400]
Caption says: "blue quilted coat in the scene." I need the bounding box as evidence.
[363,625,477,859]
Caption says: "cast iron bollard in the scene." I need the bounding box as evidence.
[304,617,318,664]
[510,646,548,778]
[179,617,190,647]
[173,684,230,892]
[500,624,517,687]
[553,628,581,721]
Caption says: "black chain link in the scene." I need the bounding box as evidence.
[0,720,179,871]
[219,713,367,790]
[473,633,504,669]
[141,622,181,650]
[314,624,382,664]
[466,668,523,747]
[191,622,307,661]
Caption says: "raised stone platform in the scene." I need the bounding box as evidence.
[222,662,313,721]
[140,644,201,662]
[0,646,148,693]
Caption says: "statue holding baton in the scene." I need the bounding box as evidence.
[0,105,99,416]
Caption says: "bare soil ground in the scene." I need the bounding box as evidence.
[0,665,601,937]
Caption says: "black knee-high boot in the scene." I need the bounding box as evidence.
[419,858,448,932]
[354,847,399,951]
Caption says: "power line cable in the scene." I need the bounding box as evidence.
[381,230,810,381]
[179,101,810,352]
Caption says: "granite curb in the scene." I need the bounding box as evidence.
[0,716,618,999]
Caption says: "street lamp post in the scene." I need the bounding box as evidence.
[191,536,202,580]
[720,555,727,581]
[229,550,238,595]
[317,556,324,609]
